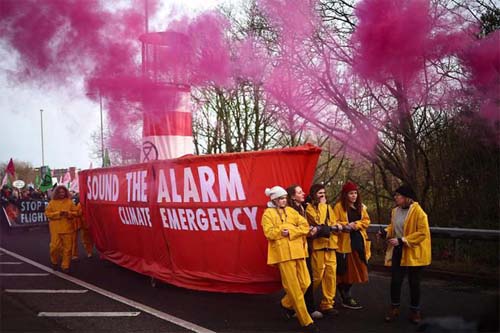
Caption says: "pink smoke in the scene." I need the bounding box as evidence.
[258,0,318,46]
[459,30,500,124]
[352,0,469,85]
[2,0,497,163]
[0,0,145,84]
[1,1,234,162]
[147,12,231,87]
[231,36,269,83]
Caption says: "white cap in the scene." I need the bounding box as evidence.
[265,186,287,200]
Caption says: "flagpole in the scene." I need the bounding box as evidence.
[40,109,45,166]
[99,91,104,167]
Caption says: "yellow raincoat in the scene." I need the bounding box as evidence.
[333,202,371,261]
[384,202,431,267]
[305,203,341,311]
[71,203,93,258]
[262,206,312,327]
[45,197,77,270]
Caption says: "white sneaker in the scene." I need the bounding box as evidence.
[310,311,324,319]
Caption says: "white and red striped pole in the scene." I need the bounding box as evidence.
[140,85,194,162]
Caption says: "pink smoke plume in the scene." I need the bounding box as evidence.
[352,0,469,85]
[1,1,233,162]
[0,0,146,84]
[460,30,500,124]
[1,0,496,163]
[258,0,318,52]
[231,36,269,83]
[142,12,231,87]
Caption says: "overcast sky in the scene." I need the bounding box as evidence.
[0,0,236,171]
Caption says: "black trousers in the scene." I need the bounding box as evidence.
[390,245,423,310]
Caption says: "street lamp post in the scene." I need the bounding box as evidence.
[99,92,104,167]
[40,109,45,166]
[87,91,105,167]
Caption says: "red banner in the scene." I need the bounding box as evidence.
[79,145,321,294]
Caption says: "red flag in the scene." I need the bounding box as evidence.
[5,158,15,177]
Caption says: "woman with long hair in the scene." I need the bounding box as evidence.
[286,184,323,320]
[333,181,371,310]
[305,183,342,316]
[45,185,78,273]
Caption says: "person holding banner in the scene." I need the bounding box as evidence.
[72,194,94,259]
[333,181,371,310]
[262,186,319,333]
[70,192,80,261]
[45,185,78,273]
[286,184,324,320]
[305,183,342,316]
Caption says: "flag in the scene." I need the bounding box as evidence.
[62,170,71,186]
[103,148,111,167]
[5,158,15,178]
[34,174,41,189]
[70,177,79,193]
[40,167,53,192]
[1,174,8,187]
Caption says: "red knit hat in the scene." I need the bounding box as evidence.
[342,181,358,193]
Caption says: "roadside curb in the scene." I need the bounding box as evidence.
[369,263,499,287]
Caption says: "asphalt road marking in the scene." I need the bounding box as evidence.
[38,311,141,317]
[0,247,217,333]
[5,289,88,293]
[0,261,23,264]
[0,273,50,276]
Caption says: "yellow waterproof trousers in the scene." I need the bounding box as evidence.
[50,232,73,270]
[312,250,337,311]
[71,228,93,257]
[279,259,313,327]
[80,228,93,256]
[71,229,79,258]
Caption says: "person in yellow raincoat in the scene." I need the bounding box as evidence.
[381,184,431,325]
[70,192,80,261]
[305,183,342,316]
[261,185,319,333]
[333,181,371,310]
[45,185,78,273]
[71,194,93,259]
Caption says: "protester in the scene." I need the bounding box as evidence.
[44,185,78,273]
[70,192,81,261]
[21,189,31,200]
[333,181,371,310]
[72,193,93,259]
[0,185,13,206]
[380,184,431,324]
[31,189,43,200]
[262,185,319,333]
[305,183,342,316]
[286,184,323,320]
